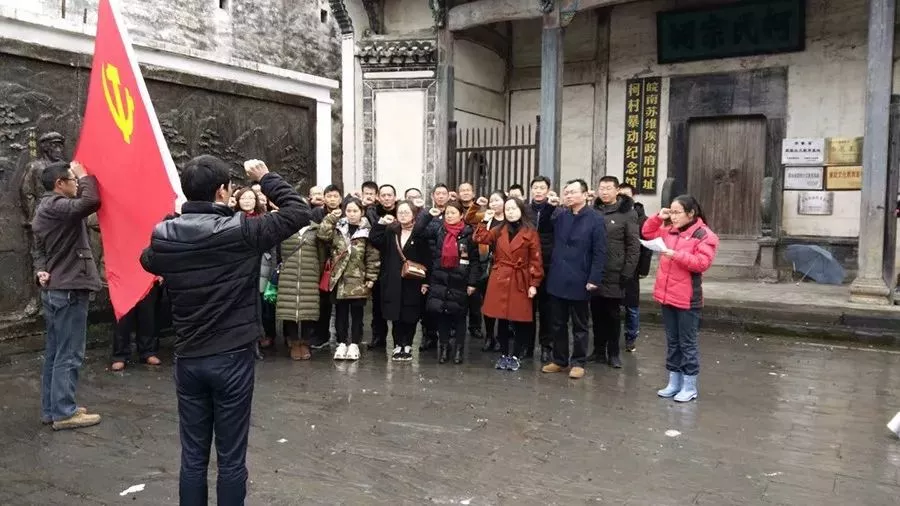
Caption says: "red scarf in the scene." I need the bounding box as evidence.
[441,220,465,268]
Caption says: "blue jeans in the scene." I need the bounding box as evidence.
[624,306,640,343]
[41,289,90,422]
[661,305,700,376]
[175,347,255,506]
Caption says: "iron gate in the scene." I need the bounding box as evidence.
[448,116,540,195]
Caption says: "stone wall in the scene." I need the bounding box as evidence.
[0,0,343,181]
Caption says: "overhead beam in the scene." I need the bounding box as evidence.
[447,0,635,32]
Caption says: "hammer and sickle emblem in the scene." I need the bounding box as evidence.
[102,63,135,144]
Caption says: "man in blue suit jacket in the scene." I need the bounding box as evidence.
[542,179,607,379]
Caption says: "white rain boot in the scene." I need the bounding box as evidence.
[657,371,683,398]
[674,374,698,402]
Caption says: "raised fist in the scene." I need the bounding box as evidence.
[362,194,376,206]
[412,198,426,208]
[482,209,495,222]
[379,215,395,225]
[548,194,560,206]
[476,196,488,207]
[449,191,459,201]
[330,209,343,218]
[70,161,87,178]
[429,207,441,217]
[243,159,269,182]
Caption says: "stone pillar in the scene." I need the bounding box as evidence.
[341,33,357,191]
[539,18,563,185]
[434,28,454,187]
[850,0,896,304]
[316,100,333,187]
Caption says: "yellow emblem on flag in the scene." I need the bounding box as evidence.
[102,63,135,144]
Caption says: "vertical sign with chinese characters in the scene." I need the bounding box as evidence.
[623,79,644,190]
[640,77,661,194]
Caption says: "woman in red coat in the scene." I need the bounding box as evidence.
[474,197,544,371]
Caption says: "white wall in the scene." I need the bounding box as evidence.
[383,0,434,33]
[604,0,886,236]
[453,39,506,131]
[374,90,426,194]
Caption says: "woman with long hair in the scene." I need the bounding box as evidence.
[642,194,719,403]
[474,197,544,371]
[234,187,279,351]
[317,198,381,361]
[415,200,480,364]
[370,200,429,361]
[465,190,507,352]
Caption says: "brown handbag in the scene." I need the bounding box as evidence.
[396,235,427,280]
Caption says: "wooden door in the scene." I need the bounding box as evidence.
[687,117,766,238]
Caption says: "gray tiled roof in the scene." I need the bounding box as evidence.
[356,39,437,66]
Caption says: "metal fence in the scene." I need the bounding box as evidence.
[448,116,540,195]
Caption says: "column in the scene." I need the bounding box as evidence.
[341,33,357,192]
[434,27,454,187]
[316,100,333,187]
[539,15,563,185]
[850,0,896,304]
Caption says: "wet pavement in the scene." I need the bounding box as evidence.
[1,326,900,505]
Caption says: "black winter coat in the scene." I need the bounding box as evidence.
[415,213,481,317]
[370,223,429,323]
[592,196,641,300]
[624,202,653,308]
[141,173,310,358]
[531,200,556,270]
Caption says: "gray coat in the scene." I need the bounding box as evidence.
[592,196,641,299]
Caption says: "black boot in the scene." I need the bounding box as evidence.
[420,335,437,352]
[453,340,464,364]
[367,337,386,350]
[438,343,450,364]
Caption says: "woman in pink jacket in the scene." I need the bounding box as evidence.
[642,195,719,402]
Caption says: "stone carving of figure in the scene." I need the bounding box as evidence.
[539,0,555,13]
[21,132,66,227]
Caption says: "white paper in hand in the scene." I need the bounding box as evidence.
[640,237,668,253]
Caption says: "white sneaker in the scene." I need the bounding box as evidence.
[402,346,413,361]
[346,343,360,360]
[391,346,403,361]
[333,343,348,360]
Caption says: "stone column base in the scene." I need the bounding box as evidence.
[757,237,778,283]
[849,276,892,305]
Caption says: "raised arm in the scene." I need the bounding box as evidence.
[241,166,310,253]
[46,169,100,221]
[641,214,666,239]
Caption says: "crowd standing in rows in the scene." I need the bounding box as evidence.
[33,155,719,505]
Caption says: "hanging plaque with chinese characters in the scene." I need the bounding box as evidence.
[640,77,661,194]
[622,78,644,191]
[621,77,661,194]
[657,0,805,64]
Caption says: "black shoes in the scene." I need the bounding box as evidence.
[608,355,623,369]
[438,343,450,364]
[453,342,464,364]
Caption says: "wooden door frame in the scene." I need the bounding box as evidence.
[667,68,787,239]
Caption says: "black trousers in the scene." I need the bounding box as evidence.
[392,320,417,348]
[435,312,466,345]
[550,296,590,367]
[282,319,315,343]
[314,290,332,345]
[497,319,531,357]
[370,282,388,343]
[467,280,485,337]
[421,298,437,341]
[590,296,623,360]
[112,283,160,362]
[175,347,254,506]
[484,316,496,342]
[260,294,276,339]
[335,299,365,345]
[528,282,553,349]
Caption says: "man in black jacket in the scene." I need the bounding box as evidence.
[529,176,557,362]
[365,184,398,350]
[589,176,640,368]
[619,183,652,352]
[141,156,309,506]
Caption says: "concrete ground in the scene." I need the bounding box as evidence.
[1,325,899,505]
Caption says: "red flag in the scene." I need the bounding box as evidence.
[75,0,184,319]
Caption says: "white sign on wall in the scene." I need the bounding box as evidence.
[797,191,835,215]
[784,166,824,191]
[781,138,825,165]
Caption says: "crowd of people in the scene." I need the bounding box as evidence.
[32,155,719,505]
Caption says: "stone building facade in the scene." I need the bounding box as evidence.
[336,0,900,303]
[0,0,341,322]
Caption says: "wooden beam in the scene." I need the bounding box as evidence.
[455,25,510,59]
[447,0,635,32]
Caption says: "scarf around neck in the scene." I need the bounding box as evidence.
[441,220,466,268]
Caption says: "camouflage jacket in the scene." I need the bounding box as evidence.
[317,213,381,300]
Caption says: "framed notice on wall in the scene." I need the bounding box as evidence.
[797,191,834,216]
[783,166,823,190]
[825,165,862,190]
[621,77,661,194]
